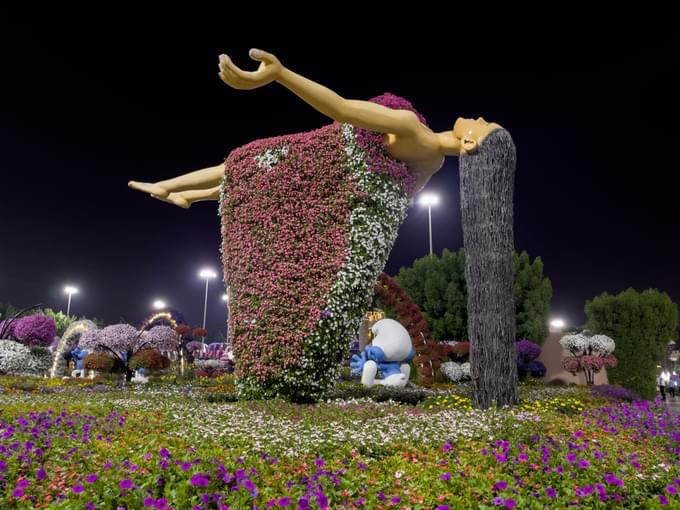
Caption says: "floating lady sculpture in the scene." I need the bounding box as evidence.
[129,49,511,402]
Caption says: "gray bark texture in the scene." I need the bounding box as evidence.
[459,129,518,408]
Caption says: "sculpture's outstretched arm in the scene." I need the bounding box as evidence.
[219,49,423,137]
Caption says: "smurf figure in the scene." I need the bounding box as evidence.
[70,347,88,378]
[350,318,416,388]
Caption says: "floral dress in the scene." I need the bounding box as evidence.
[219,94,425,400]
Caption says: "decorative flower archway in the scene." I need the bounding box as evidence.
[373,273,451,384]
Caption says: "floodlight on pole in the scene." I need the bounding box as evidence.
[550,318,566,332]
[199,268,217,331]
[418,193,440,256]
[63,285,79,316]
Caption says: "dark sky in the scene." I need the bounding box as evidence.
[1,12,677,338]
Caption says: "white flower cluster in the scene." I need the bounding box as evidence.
[92,394,508,457]
[560,332,616,355]
[559,333,589,354]
[441,361,471,382]
[142,326,180,352]
[589,334,616,355]
[195,359,231,369]
[241,125,410,401]
[254,145,289,170]
[0,339,52,375]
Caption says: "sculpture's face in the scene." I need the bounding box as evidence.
[453,117,501,153]
[371,318,413,362]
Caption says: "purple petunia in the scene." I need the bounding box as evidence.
[190,473,210,488]
[546,487,557,498]
[493,480,507,491]
[119,479,133,490]
[440,472,451,481]
[86,474,98,484]
[277,497,290,507]
[72,484,84,494]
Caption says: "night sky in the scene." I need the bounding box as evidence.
[1,12,677,339]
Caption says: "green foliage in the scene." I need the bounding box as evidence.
[42,308,75,337]
[328,383,432,405]
[395,249,467,340]
[0,302,19,321]
[513,251,553,342]
[395,249,552,342]
[586,288,678,400]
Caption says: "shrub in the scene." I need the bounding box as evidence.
[586,288,678,399]
[129,349,170,371]
[84,353,115,372]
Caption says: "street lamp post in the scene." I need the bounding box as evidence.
[199,269,217,332]
[63,285,78,316]
[418,193,439,256]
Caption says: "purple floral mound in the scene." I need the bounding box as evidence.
[516,339,545,379]
[13,314,57,347]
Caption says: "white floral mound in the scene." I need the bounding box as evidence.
[560,331,616,356]
[0,339,52,376]
[441,362,471,383]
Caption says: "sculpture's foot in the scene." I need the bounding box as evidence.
[167,193,190,209]
[376,373,408,388]
[128,181,169,198]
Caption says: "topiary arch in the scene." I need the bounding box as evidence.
[373,273,451,384]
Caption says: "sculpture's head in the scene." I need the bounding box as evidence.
[371,318,413,362]
[453,117,502,153]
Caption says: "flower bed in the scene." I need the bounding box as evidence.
[1,379,679,508]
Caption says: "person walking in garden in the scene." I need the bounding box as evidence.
[657,373,667,401]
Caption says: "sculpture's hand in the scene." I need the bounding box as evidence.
[218,49,282,90]
[350,352,367,376]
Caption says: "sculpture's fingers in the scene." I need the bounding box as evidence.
[248,48,277,65]
[219,54,258,82]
